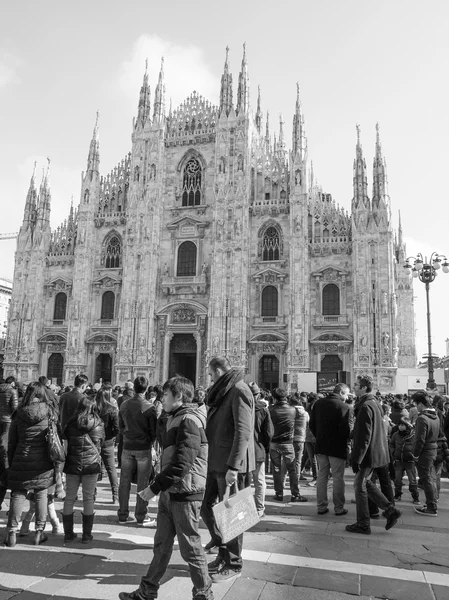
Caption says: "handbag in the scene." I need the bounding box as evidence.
[47,416,66,464]
[212,484,260,544]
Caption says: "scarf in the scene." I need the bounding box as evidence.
[206,368,244,408]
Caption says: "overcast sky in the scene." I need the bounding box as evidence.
[1,0,449,363]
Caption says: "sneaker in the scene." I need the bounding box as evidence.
[299,474,308,481]
[118,516,135,524]
[257,510,265,518]
[204,539,219,554]
[414,506,437,517]
[335,509,348,516]
[307,479,317,487]
[412,498,421,505]
[318,508,329,515]
[291,495,308,503]
[208,557,226,574]
[385,507,402,530]
[136,516,156,526]
[345,522,371,535]
[272,494,284,502]
[118,590,146,600]
[210,565,241,583]
[394,494,402,501]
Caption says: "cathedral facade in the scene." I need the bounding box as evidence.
[4,48,417,392]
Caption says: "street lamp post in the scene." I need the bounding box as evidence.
[403,252,449,390]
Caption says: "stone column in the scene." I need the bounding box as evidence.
[194,331,201,387]
[163,332,173,382]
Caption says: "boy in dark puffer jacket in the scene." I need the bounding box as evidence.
[119,376,213,600]
[389,418,419,503]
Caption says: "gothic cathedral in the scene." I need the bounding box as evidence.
[4,47,416,392]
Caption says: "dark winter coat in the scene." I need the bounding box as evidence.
[99,401,119,446]
[7,399,55,491]
[206,368,255,473]
[413,409,440,457]
[59,388,85,432]
[63,415,105,476]
[254,399,274,461]
[0,383,19,423]
[351,393,389,468]
[119,394,157,451]
[309,393,352,460]
[389,427,416,462]
[150,404,208,501]
[269,400,296,443]
[436,429,449,465]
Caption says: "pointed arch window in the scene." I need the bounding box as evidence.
[182,157,202,206]
[101,291,115,320]
[105,236,121,268]
[262,226,281,261]
[322,284,340,315]
[261,285,278,317]
[177,241,197,276]
[53,292,67,321]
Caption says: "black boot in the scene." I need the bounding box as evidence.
[81,513,94,543]
[34,530,48,545]
[4,530,16,547]
[62,513,78,542]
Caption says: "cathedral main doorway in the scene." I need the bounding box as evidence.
[259,355,279,391]
[169,333,197,385]
[48,353,64,385]
[95,353,113,383]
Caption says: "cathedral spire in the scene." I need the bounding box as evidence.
[398,210,403,246]
[153,57,165,123]
[292,83,306,159]
[372,122,388,208]
[255,85,262,133]
[277,114,286,160]
[22,161,38,226]
[236,42,249,116]
[136,58,151,128]
[87,111,100,174]
[219,46,233,117]
[37,158,51,224]
[265,110,270,149]
[352,124,369,210]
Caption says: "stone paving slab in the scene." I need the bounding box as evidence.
[360,574,435,600]
[293,566,360,595]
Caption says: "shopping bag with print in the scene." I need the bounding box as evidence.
[212,484,259,544]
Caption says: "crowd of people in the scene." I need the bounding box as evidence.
[0,365,448,600]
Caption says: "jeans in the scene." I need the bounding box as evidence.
[394,461,418,497]
[251,461,266,513]
[8,489,47,531]
[416,449,437,511]
[139,491,212,600]
[63,473,98,516]
[316,455,346,513]
[368,465,394,517]
[435,461,443,500]
[270,443,299,497]
[118,448,152,522]
[0,422,10,471]
[293,441,305,477]
[303,441,318,478]
[101,442,119,495]
[354,467,393,528]
[201,470,246,570]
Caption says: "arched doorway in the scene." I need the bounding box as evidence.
[321,354,343,372]
[169,333,196,385]
[48,353,64,385]
[259,354,279,391]
[95,353,113,383]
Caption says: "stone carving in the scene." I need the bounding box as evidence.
[201,262,208,275]
[172,308,196,323]
[234,218,242,237]
[360,291,367,315]
[382,332,390,350]
[360,333,368,347]
[216,219,225,241]
[212,336,220,354]
[294,332,301,355]
[392,293,398,317]
[381,291,388,314]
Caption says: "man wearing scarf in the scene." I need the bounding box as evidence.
[201,356,255,584]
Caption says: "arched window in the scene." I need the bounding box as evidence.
[262,226,281,261]
[105,236,121,268]
[182,157,202,206]
[177,241,197,276]
[261,285,278,317]
[53,292,67,321]
[101,291,115,320]
[322,284,340,315]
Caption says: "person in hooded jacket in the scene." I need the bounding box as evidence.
[95,388,120,504]
[411,390,440,516]
[120,376,212,600]
[62,395,105,542]
[3,382,55,547]
[389,418,420,503]
[249,382,273,518]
